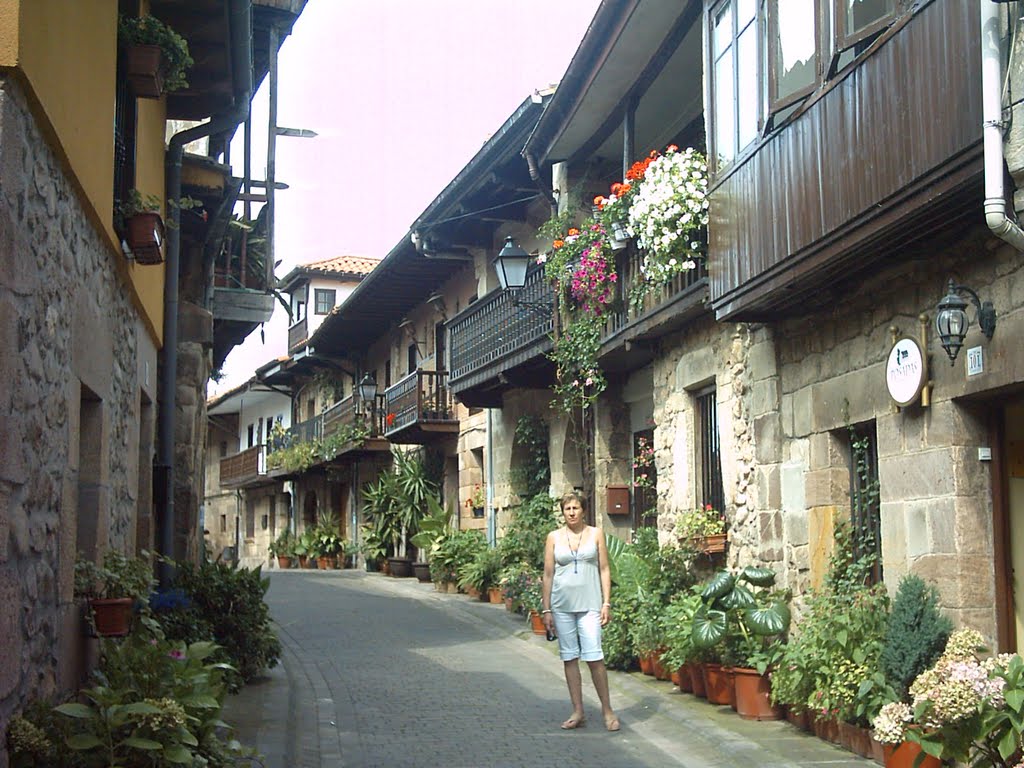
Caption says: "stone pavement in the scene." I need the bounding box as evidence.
[224,571,877,768]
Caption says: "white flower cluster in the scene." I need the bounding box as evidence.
[627,147,708,284]
[871,701,913,745]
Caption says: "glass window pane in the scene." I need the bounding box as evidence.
[773,0,817,102]
[715,53,735,168]
[713,4,733,58]
[737,0,756,30]
[737,26,758,151]
[842,0,894,38]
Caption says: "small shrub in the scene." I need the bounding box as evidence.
[497,494,559,571]
[880,573,952,699]
[163,560,280,691]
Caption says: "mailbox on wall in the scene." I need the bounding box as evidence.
[606,485,630,517]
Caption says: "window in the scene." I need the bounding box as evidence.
[220,440,228,457]
[633,430,657,530]
[247,424,255,448]
[314,288,336,315]
[407,343,418,375]
[835,0,896,53]
[848,422,882,584]
[695,387,724,513]
[113,38,137,222]
[710,0,760,170]
[219,514,227,533]
[767,0,820,113]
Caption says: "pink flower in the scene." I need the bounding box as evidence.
[168,649,185,660]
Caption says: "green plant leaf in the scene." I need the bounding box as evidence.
[720,582,756,610]
[177,728,199,747]
[66,733,103,750]
[121,702,163,716]
[740,566,776,587]
[744,603,790,636]
[181,694,220,709]
[122,736,163,750]
[700,571,735,601]
[691,606,727,649]
[1007,689,1024,711]
[55,703,95,719]
[164,744,193,764]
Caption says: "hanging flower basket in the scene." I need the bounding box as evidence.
[124,212,165,265]
[125,43,165,98]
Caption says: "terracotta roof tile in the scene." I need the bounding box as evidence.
[299,255,380,276]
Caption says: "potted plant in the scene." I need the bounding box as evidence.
[117,14,193,98]
[675,504,728,555]
[409,495,452,582]
[115,190,165,265]
[293,530,317,569]
[457,545,503,601]
[312,513,344,570]
[268,529,295,569]
[464,483,486,518]
[74,551,153,637]
[358,524,387,572]
[691,567,792,716]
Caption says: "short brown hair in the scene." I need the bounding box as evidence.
[560,491,586,511]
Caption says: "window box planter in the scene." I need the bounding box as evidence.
[125,43,164,98]
[124,211,165,265]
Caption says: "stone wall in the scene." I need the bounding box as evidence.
[774,224,1023,638]
[0,76,155,755]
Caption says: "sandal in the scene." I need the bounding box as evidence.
[560,715,586,730]
[604,714,620,732]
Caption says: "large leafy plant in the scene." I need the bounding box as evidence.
[690,567,791,673]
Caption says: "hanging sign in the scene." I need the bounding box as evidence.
[885,337,926,407]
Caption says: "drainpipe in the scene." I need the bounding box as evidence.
[981,0,1024,251]
[486,408,495,546]
[157,0,253,584]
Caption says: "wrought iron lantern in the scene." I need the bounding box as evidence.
[492,236,531,291]
[934,279,997,365]
[357,373,377,412]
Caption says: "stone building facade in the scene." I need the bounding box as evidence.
[0,74,158,739]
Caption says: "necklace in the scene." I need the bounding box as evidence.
[566,527,585,574]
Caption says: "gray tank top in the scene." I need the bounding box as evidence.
[550,528,602,612]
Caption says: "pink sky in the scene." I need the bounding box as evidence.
[212,0,602,393]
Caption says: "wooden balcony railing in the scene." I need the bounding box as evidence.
[448,267,554,386]
[383,370,457,440]
[219,444,265,487]
[287,317,308,351]
[604,251,707,338]
[287,414,323,445]
[322,393,386,439]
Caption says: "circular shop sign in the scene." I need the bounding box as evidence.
[885,337,926,407]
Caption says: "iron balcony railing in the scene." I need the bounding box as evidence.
[383,370,456,436]
[218,444,265,487]
[447,267,554,385]
[322,393,386,440]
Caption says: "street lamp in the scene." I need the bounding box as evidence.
[935,279,997,365]
[357,373,377,413]
[492,236,552,315]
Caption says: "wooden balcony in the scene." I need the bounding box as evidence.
[287,317,308,351]
[219,445,267,488]
[598,248,709,371]
[447,267,555,408]
[383,370,458,444]
[321,394,391,457]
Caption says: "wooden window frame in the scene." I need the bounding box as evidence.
[313,288,336,315]
[834,0,897,53]
[766,0,823,116]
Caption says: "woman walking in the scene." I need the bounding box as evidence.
[541,491,620,731]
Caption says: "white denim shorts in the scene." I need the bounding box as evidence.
[552,609,604,662]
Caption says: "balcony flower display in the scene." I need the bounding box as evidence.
[465,484,486,513]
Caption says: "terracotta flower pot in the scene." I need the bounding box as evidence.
[89,597,134,637]
[639,653,655,676]
[528,611,546,635]
[883,741,940,768]
[316,556,334,570]
[732,667,783,720]
[504,596,514,612]
[276,556,292,569]
[838,721,874,758]
[124,212,165,265]
[702,663,733,705]
[487,587,502,603]
[688,662,707,698]
[125,43,164,98]
[652,651,671,681]
[812,714,842,745]
[786,707,811,732]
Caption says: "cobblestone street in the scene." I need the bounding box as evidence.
[225,572,875,768]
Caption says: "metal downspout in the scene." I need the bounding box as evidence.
[981,0,1024,251]
[486,408,495,546]
[157,0,253,583]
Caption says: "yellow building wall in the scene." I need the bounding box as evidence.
[3,0,165,344]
